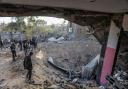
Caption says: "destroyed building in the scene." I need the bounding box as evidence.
[0,0,128,89]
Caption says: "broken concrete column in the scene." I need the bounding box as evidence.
[100,20,121,85]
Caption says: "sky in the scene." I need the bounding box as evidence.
[0,16,67,25]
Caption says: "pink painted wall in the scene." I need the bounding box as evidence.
[100,21,120,85]
[100,47,116,84]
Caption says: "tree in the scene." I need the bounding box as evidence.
[6,22,18,31]
[14,17,26,32]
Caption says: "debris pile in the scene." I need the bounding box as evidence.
[0,41,101,89]
[48,36,64,43]
[105,46,128,89]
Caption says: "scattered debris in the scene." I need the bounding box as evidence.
[99,86,105,89]
[47,84,60,89]
[0,41,101,89]
[106,75,127,89]
[48,57,68,73]
[48,36,64,43]
[48,37,57,42]
[82,54,100,80]
[56,36,64,42]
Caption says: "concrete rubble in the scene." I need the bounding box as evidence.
[0,41,101,89]
[47,36,64,43]
[1,40,125,89]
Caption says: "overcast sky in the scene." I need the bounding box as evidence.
[0,16,67,25]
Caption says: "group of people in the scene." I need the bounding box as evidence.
[9,37,37,84]
[0,38,13,50]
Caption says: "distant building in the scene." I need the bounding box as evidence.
[0,32,25,41]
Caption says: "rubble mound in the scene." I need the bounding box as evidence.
[0,41,101,89]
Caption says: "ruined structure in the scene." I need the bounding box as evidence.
[0,0,128,87]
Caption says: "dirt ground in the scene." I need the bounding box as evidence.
[0,41,101,89]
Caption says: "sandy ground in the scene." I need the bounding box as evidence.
[0,41,101,89]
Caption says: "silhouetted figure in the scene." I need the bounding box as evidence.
[0,36,3,50]
[32,37,37,49]
[10,42,17,61]
[23,52,34,83]
[19,40,23,51]
[0,38,3,50]
[23,40,29,56]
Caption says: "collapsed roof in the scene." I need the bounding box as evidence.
[0,0,128,13]
[0,0,127,25]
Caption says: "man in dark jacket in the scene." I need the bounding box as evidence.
[0,36,3,50]
[10,42,17,61]
[23,52,34,83]
[23,40,30,56]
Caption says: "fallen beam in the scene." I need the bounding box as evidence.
[48,57,69,74]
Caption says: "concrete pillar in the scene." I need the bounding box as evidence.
[100,20,121,85]
[123,14,128,31]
